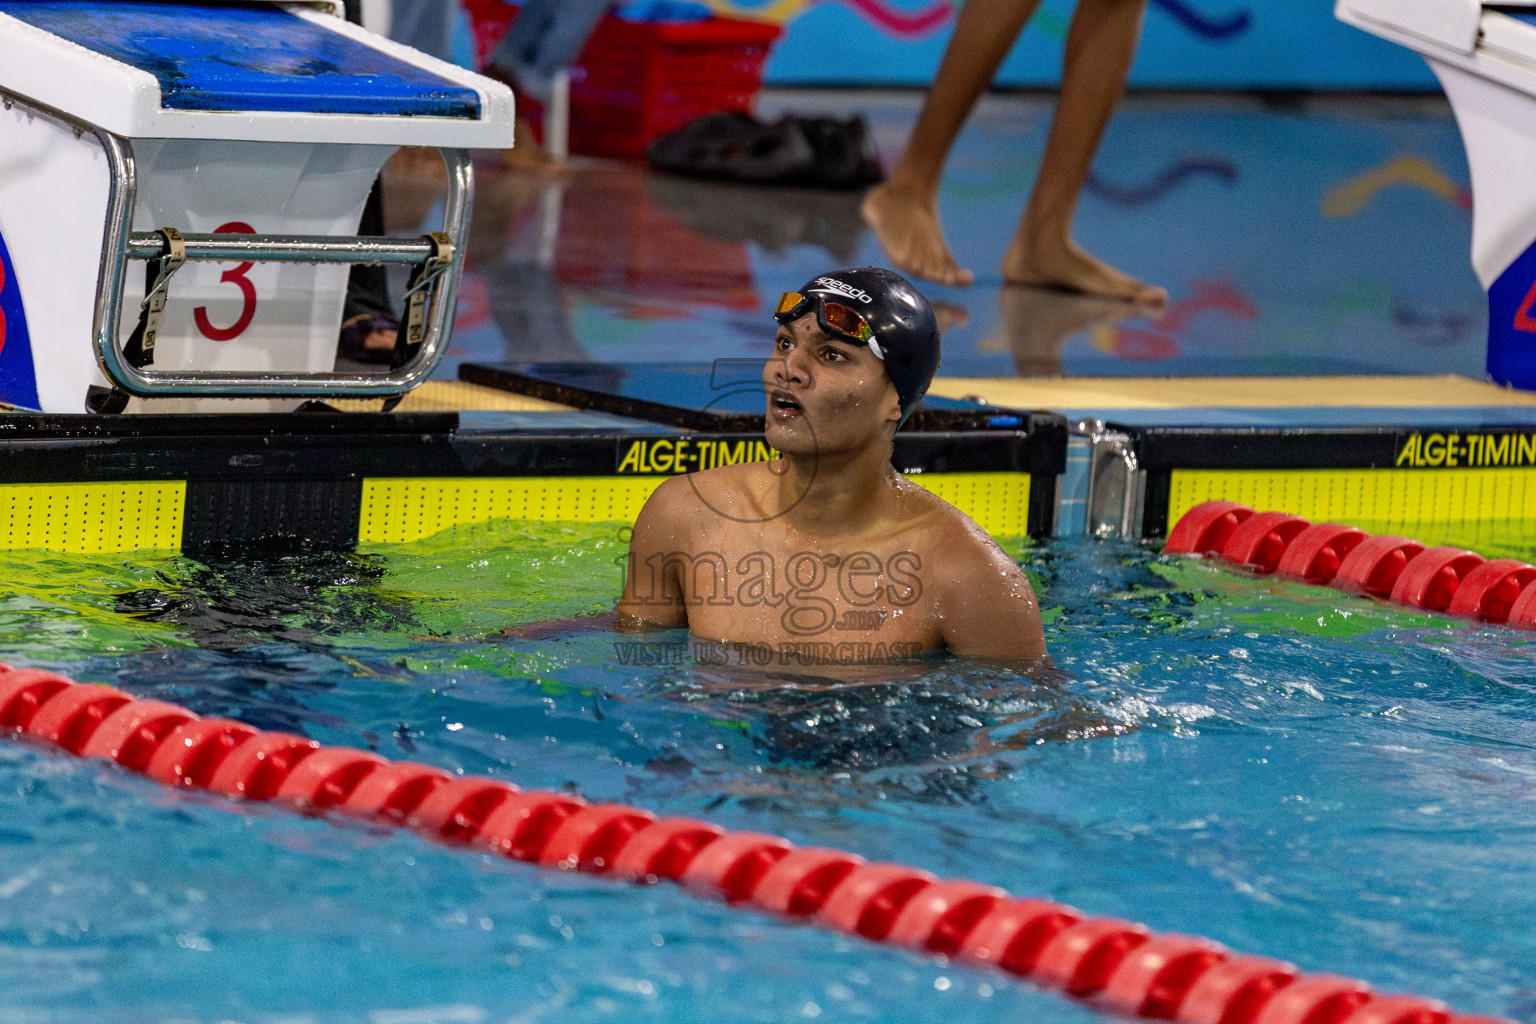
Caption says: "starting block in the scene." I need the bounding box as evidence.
[1338,0,1536,391]
[0,0,514,412]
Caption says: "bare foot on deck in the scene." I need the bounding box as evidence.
[1003,233,1167,305]
[861,182,974,287]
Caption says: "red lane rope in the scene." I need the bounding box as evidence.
[0,662,1510,1024]
[1165,501,1536,626]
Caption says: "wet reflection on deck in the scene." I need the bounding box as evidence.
[383,91,1485,383]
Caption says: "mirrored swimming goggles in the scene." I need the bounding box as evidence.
[773,291,885,360]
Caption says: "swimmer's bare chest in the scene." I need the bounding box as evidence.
[636,516,947,656]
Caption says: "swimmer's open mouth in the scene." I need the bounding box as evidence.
[771,392,803,413]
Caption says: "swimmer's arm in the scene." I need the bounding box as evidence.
[935,536,1047,661]
[496,610,619,640]
[491,607,670,640]
[614,477,690,630]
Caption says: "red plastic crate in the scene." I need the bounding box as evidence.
[464,1,780,161]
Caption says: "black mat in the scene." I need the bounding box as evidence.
[460,361,1039,433]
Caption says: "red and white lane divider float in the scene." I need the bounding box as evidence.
[0,663,1511,1024]
[1166,501,1536,625]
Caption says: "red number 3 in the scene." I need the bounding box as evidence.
[194,221,257,342]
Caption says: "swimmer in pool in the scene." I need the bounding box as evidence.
[614,267,1046,664]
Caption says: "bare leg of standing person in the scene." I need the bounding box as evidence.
[865,0,1164,302]
[1003,0,1165,303]
[862,0,1045,287]
[483,0,611,168]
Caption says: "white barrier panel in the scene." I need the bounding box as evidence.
[1337,0,1536,390]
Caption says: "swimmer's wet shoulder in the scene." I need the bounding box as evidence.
[614,267,1046,664]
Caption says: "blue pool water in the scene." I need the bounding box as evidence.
[0,525,1532,1022]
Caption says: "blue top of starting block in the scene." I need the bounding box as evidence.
[0,1,481,118]
[1499,6,1536,28]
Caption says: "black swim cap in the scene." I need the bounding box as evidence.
[789,267,941,424]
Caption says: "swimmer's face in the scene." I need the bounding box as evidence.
[764,312,901,456]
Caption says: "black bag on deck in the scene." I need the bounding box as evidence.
[645,111,884,189]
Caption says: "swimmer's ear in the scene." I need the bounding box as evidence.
[883,380,902,425]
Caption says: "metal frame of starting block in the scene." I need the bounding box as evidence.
[0,1,514,412]
[95,125,472,401]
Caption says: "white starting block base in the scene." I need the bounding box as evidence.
[126,139,390,375]
[0,99,114,412]
[0,1,514,413]
[0,106,390,411]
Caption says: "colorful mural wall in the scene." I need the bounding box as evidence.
[709,0,1439,89]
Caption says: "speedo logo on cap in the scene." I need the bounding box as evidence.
[812,277,872,304]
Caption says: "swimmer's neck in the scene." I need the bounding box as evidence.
[770,441,903,534]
